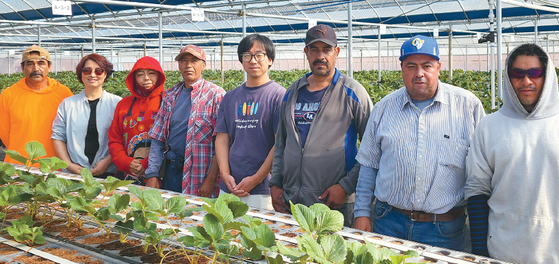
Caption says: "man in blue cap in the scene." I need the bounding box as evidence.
[352,35,485,250]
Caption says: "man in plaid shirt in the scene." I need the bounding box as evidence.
[145,45,225,197]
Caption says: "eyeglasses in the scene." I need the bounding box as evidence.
[510,68,543,79]
[241,53,267,62]
[82,67,106,75]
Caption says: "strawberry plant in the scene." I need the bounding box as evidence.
[4,215,45,246]
[180,193,249,263]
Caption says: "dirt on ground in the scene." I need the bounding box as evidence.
[43,248,104,264]
[97,239,141,251]
[79,233,119,245]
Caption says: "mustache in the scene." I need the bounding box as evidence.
[30,71,43,77]
[313,59,328,66]
[516,85,537,91]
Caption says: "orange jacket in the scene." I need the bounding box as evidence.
[0,77,73,165]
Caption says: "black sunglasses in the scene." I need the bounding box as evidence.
[510,68,543,79]
[82,67,106,76]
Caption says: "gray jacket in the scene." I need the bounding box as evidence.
[270,69,373,206]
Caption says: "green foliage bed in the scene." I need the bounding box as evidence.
[0,69,506,113]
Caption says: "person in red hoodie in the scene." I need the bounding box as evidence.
[108,56,166,184]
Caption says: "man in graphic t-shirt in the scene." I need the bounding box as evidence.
[269,24,373,226]
[215,34,285,209]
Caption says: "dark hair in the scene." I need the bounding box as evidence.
[76,53,114,84]
[507,43,548,77]
[237,34,275,66]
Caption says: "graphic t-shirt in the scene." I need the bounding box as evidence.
[216,81,285,195]
[294,86,326,146]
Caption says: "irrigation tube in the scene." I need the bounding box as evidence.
[0,237,78,264]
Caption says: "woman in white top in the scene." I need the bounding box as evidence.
[52,53,121,178]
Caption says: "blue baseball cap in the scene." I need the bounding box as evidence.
[399,35,440,61]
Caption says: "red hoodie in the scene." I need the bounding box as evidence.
[108,56,166,177]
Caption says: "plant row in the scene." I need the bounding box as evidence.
[0,68,520,113]
[0,141,421,264]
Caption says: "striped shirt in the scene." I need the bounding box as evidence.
[355,81,485,215]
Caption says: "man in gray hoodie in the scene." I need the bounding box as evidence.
[465,43,559,263]
[269,24,373,227]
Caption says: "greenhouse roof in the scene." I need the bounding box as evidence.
[0,0,559,52]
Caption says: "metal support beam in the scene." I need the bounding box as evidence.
[37,24,41,46]
[497,0,503,102]
[449,27,453,81]
[378,32,381,83]
[465,45,468,71]
[534,19,538,44]
[348,1,353,78]
[242,4,247,82]
[159,12,163,70]
[92,19,96,53]
[221,37,224,84]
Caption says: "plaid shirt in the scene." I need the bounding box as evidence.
[149,78,225,197]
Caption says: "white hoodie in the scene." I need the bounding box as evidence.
[465,44,559,263]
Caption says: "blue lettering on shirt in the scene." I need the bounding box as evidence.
[294,86,326,146]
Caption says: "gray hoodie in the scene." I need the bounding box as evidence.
[465,44,559,263]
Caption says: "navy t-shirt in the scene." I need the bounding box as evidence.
[294,86,326,146]
[215,81,285,195]
[167,87,192,158]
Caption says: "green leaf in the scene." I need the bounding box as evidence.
[390,255,411,264]
[364,241,383,263]
[319,234,346,262]
[49,156,68,171]
[1,163,16,177]
[115,220,134,235]
[166,196,186,214]
[80,168,100,187]
[108,194,130,214]
[242,244,262,260]
[403,250,419,257]
[291,201,315,233]
[17,171,37,185]
[4,150,28,165]
[256,224,276,248]
[33,234,46,245]
[276,241,303,261]
[228,200,249,219]
[241,226,257,241]
[128,185,143,200]
[25,141,47,161]
[268,254,285,264]
[82,186,102,200]
[299,233,326,263]
[315,206,344,235]
[177,235,195,247]
[71,196,96,214]
[94,207,111,221]
[203,214,224,241]
[355,252,374,264]
[143,189,164,211]
[100,176,133,193]
[222,221,248,231]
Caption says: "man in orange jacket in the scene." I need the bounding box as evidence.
[0,45,73,164]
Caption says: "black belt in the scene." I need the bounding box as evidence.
[395,207,465,222]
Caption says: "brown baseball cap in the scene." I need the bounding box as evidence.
[175,44,206,62]
[22,45,50,62]
[305,24,337,47]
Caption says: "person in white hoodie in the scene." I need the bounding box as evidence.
[465,43,559,263]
